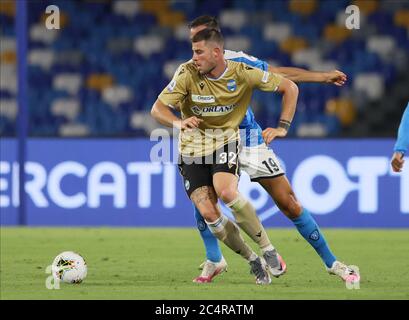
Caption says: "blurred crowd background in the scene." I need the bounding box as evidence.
[0,0,408,138]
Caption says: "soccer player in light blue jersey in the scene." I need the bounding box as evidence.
[391,102,409,172]
[188,16,360,285]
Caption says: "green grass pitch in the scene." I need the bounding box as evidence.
[1,227,408,300]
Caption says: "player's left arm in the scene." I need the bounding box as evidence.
[245,66,298,144]
[262,77,299,145]
[269,65,347,86]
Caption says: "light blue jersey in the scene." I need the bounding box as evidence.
[394,102,409,154]
[224,50,269,147]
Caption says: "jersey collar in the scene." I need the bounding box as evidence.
[205,60,229,81]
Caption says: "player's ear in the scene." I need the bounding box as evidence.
[213,46,222,58]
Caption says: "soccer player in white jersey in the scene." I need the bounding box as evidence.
[188,16,360,285]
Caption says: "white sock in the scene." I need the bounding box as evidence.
[248,252,258,262]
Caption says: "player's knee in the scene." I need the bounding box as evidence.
[278,192,302,219]
[199,207,220,223]
[217,188,238,204]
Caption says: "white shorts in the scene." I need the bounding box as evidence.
[238,143,285,181]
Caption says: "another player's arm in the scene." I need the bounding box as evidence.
[391,103,409,172]
[262,77,298,144]
[151,100,202,130]
[268,65,347,86]
[229,50,346,85]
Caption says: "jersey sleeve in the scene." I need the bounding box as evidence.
[158,64,189,107]
[394,103,409,154]
[224,49,269,71]
[244,65,283,92]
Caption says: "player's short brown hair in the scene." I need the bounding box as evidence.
[188,15,221,32]
[191,28,224,47]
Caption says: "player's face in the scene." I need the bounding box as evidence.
[192,40,217,75]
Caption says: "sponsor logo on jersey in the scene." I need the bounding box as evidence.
[167,80,176,92]
[227,79,237,92]
[191,94,215,103]
[191,105,201,115]
[190,104,236,117]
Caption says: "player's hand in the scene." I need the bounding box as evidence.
[391,152,405,172]
[325,70,347,86]
[179,116,203,131]
[262,127,287,145]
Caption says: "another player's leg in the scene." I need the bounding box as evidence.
[191,186,270,285]
[193,205,227,283]
[259,175,360,283]
[236,145,289,277]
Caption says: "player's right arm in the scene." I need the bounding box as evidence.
[151,64,202,130]
[151,99,202,130]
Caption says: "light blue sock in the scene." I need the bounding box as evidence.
[194,206,222,263]
[291,209,337,268]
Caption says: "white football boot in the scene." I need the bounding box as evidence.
[193,257,228,283]
[327,261,360,284]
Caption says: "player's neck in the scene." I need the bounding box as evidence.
[206,59,227,80]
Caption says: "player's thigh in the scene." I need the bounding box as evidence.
[211,141,240,202]
[258,175,302,218]
[212,172,239,202]
[178,159,220,221]
[258,174,292,199]
[239,143,285,181]
[178,157,212,197]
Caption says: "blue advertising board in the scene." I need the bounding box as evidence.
[0,138,407,227]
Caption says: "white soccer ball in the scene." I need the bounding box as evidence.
[52,251,87,284]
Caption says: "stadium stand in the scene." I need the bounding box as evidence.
[0,0,408,137]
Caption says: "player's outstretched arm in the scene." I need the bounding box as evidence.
[262,78,298,145]
[151,99,202,130]
[269,66,347,86]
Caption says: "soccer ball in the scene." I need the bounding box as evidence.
[52,251,87,284]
